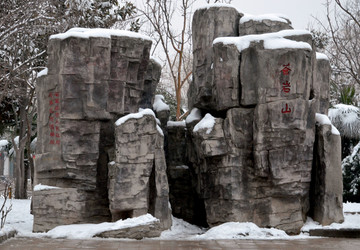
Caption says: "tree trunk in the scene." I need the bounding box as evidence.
[176,88,181,121]
[14,97,28,199]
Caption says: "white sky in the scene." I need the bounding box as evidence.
[192,0,328,29]
[134,0,329,30]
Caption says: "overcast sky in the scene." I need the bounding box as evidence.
[192,0,328,29]
[134,0,329,30]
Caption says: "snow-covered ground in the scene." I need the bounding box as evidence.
[1,198,360,240]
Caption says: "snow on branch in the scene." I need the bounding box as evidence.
[328,104,360,139]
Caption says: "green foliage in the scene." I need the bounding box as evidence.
[343,142,360,202]
[330,80,356,106]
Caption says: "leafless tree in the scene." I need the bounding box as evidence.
[317,0,360,87]
[1,0,138,198]
[205,0,232,3]
[139,0,195,120]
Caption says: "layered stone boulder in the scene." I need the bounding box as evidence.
[34,28,163,232]
[311,114,344,225]
[110,109,171,230]
[178,5,342,234]
[189,5,242,110]
[239,14,293,36]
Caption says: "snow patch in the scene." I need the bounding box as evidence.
[159,216,205,239]
[193,113,216,134]
[115,109,156,126]
[115,109,164,137]
[167,121,186,127]
[240,13,290,24]
[153,95,170,112]
[50,28,151,41]
[213,29,312,52]
[302,214,360,232]
[315,113,340,135]
[47,214,158,239]
[0,139,9,150]
[37,68,48,78]
[316,52,329,61]
[185,108,202,124]
[150,56,162,66]
[344,202,360,213]
[196,222,289,240]
[34,184,61,191]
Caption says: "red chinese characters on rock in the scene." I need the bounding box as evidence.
[48,92,60,145]
[280,63,292,114]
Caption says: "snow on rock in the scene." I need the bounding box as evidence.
[195,222,289,240]
[240,13,290,24]
[50,28,151,41]
[213,29,312,52]
[153,95,170,112]
[159,216,205,239]
[115,108,156,126]
[185,108,202,124]
[150,56,162,66]
[193,113,216,134]
[115,108,164,137]
[316,52,329,61]
[46,214,159,239]
[33,184,61,192]
[4,197,360,240]
[315,113,340,135]
[37,68,48,78]
[167,121,186,127]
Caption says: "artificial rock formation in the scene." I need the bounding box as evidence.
[311,115,344,225]
[33,28,170,233]
[110,110,171,229]
[168,5,343,234]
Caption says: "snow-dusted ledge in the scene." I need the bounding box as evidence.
[213,29,312,52]
[50,27,151,41]
[240,13,290,24]
[315,113,340,135]
[115,108,164,136]
[167,121,186,127]
[46,214,158,239]
[316,52,329,61]
[37,68,48,78]
[153,95,170,112]
[186,108,202,124]
[33,184,61,191]
[193,113,216,134]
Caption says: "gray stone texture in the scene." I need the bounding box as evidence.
[140,59,162,109]
[94,220,163,240]
[311,123,344,225]
[34,30,162,233]
[189,6,242,110]
[110,114,171,230]
[165,124,208,227]
[239,16,293,36]
[313,57,331,115]
[184,6,343,235]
